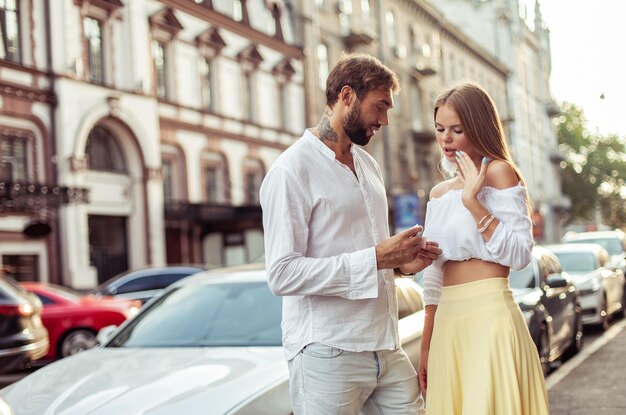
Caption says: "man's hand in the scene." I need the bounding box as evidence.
[398,241,442,275]
[375,226,425,270]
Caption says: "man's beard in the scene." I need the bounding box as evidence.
[343,103,371,146]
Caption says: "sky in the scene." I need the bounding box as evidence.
[539,0,626,138]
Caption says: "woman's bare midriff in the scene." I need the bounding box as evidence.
[442,258,509,286]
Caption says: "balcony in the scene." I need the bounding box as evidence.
[164,201,262,232]
[0,181,89,213]
[342,29,376,50]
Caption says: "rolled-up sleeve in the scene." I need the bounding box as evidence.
[260,166,379,299]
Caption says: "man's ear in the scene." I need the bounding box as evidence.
[339,85,355,106]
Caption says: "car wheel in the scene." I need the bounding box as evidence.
[60,329,98,358]
[600,296,610,331]
[563,310,584,360]
[538,324,550,377]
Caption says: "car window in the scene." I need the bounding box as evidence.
[553,253,598,272]
[107,282,283,347]
[509,261,536,289]
[568,238,624,256]
[396,288,413,319]
[0,277,27,303]
[114,273,193,294]
[34,292,56,305]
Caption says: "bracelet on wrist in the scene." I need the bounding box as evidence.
[478,215,496,233]
[478,212,494,226]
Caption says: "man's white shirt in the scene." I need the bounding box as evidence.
[260,129,400,360]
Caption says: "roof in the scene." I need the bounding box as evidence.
[546,243,608,255]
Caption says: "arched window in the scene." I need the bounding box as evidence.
[202,151,229,203]
[86,125,126,173]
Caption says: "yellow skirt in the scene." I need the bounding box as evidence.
[425,278,549,415]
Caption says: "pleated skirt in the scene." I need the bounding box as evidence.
[425,278,549,415]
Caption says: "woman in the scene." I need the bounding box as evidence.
[418,82,549,414]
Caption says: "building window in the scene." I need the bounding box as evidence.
[162,158,174,201]
[317,43,329,90]
[200,57,214,111]
[84,17,104,84]
[248,0,275,36]
[242,71,256,122]
[339,0,352,36]
[0,0,20,63]
[361,0,372,27]
[152,40,168,98]
[409,81,423,131]
[86,125,126,173]
[278,82,289,130]
[386,10,397,50]
[202,152,228,203]
[2,255,38,282]
[214,0,243,21]
[0,134,28,182]
[243,158,264,205]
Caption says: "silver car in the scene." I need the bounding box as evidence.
[0,264,426,415]
[547,243,626,329]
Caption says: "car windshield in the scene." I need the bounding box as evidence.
[509,263,536,289]
[107,281,282,347]
[567,238,623,256]
[553,253,597,272]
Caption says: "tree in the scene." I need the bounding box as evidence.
[557,103,626,228]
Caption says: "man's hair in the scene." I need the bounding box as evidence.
[325,53,400,107]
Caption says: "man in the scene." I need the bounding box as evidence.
[260,53,441,414]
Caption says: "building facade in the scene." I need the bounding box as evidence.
[299,0,509,226]
[433,0,570,242]
[0,0,304,288]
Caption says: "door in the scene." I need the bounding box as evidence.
[88,215,128,284]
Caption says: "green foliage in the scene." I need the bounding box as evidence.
[557,103,626,227]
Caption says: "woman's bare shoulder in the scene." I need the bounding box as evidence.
[485,160,520,189]
[430,179,457,200]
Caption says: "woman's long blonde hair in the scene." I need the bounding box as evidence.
[434,81,533,216]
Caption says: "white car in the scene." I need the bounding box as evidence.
[0,264,426,415]
[547,243,626,329]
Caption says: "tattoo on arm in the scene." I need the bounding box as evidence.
[317,116,338,143]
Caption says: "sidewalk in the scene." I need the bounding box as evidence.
[547,318,626,414]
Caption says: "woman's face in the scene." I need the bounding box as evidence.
[435,103,481,164]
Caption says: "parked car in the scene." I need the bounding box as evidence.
[0,276,48,374]
[19,282,140,360]
[0,264,426,414]
[509,245,583,376]
[92,265,207,305]
[547,243,626,330]
[561,230,626,274]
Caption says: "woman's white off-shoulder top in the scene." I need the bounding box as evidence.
[421,184,534,306]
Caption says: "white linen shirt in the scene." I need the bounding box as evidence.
[260,130,399,361]
[421,185,534,305]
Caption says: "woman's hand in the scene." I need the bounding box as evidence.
[418,349,429,395]
[398,241,441,274]
[455,151,489,207]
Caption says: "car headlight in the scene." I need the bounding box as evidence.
[0,397,14,415]
[578,278,601,296]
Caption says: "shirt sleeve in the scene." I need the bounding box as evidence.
[422,259,444,306]
[260,165,379,300]
[483,187,534,271]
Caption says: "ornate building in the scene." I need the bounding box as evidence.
[0,0,304,288]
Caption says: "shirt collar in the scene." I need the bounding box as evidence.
[303,129,354,160]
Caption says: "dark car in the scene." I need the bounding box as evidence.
[0,276,49,373]
[509,245,583,376]
[92,265,207,305]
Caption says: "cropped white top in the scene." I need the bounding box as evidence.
[421,184,534,305]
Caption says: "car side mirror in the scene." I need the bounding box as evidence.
[546,274,568,289]
[96,325,118,346]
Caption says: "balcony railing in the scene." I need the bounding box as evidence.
[0,181,89,212]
